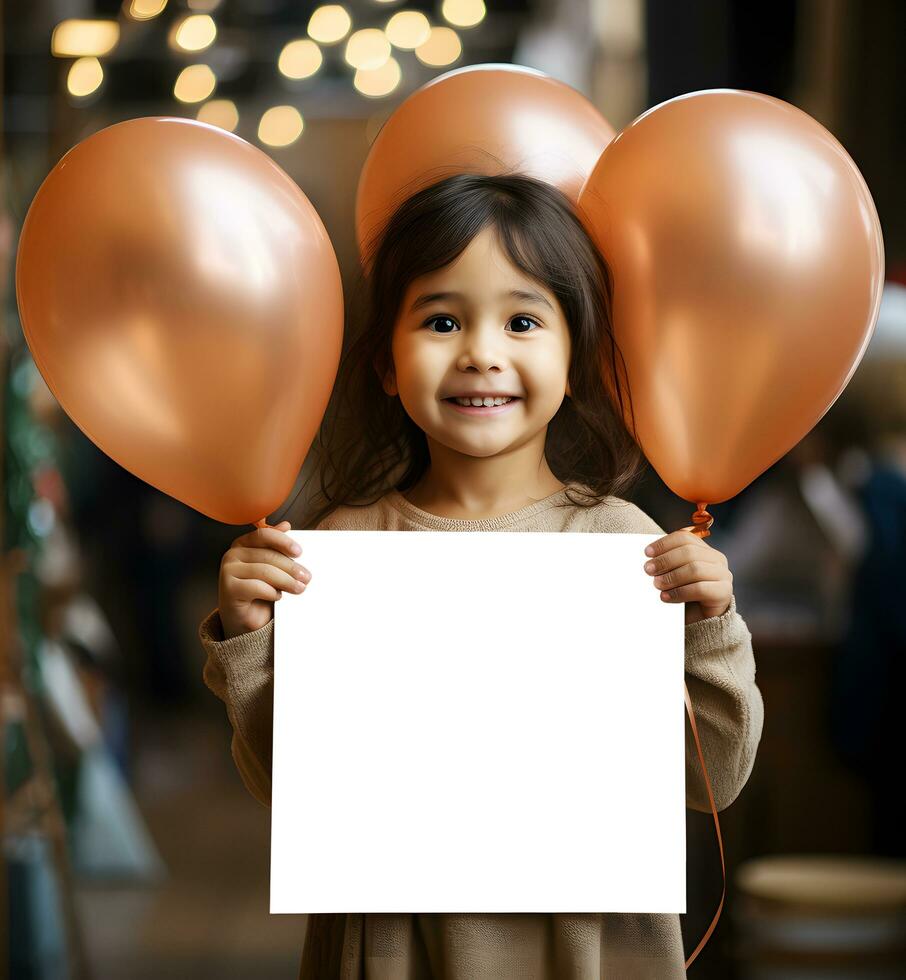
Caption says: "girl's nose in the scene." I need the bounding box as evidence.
[457,351,506,373]
[456,323,509,373]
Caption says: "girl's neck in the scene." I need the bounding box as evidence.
[402,454,567,521]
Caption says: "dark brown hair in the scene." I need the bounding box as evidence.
[284,172,645,529]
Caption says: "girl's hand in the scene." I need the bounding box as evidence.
[642,531,733,626]
[219,520,312,640]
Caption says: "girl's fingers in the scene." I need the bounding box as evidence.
[232,525,301,558]
[645,530,708,557]
[644,543,705,574]
[651,558,728,592]
[232,578,282,603]
[233,546,310,582]
[228,561,307,595]
[660,580,731,604]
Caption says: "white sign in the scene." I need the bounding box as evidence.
[271,530,686,914]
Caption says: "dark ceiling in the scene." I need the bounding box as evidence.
[3,0,538,137]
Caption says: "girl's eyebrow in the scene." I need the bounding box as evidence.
[409,289,555,313]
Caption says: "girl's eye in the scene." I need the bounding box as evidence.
[424,316,459,334]
[422,315,540,333]
[508,316,540,333]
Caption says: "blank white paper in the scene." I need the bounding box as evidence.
[271,530,686,914]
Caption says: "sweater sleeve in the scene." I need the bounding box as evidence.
[197,512,349,808]
[198,608,275,808]
[597,498,765,813]
[683,593,764,812]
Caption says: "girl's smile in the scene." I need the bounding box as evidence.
[442,395,522,415]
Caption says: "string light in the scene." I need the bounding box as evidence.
[385,11,430,49]
[308,5,352,44]
[63,0,485,115]
[127,0,168,21]
[278,39,323,79]
[258,106,304,147]
[415,27,461,66]
[441,0,485,29]
[197,99,239,131]
[354,56,401,98]
[345,28,390,70]
[171,14,217,52]
[52,20,119,57]
[174,64,217,103]
[66,57,104,97]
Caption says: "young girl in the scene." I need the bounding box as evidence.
[199,173,764,980]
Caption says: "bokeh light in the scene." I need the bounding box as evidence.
[174,64,217,103]
[307,5,352,44]
[258,105,304,147]
[196,99,239,132]
[354,56,401,97]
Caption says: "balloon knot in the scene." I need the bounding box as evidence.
[688,503,714,538]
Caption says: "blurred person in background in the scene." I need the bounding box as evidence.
[827,283,906,858]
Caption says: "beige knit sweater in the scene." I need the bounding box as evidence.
[199,484,764,979]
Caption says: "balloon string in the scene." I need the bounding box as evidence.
[678,500,724,970]
[683,682,726,971]
[681,502,713,539]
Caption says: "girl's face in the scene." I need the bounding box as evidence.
[382,226,572,461]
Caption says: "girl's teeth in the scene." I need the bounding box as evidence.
[453,396,514,407]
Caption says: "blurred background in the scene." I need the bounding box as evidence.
[2,0,906,977]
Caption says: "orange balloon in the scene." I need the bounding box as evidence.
[15,117,343,525]
[356,63,616,269]
[577,90,884,507]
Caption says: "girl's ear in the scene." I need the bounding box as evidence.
[374,354,398,396]
[565,378,572,398]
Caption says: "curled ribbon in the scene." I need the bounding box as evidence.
[680,503,725,971]
[683,682,726,970]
